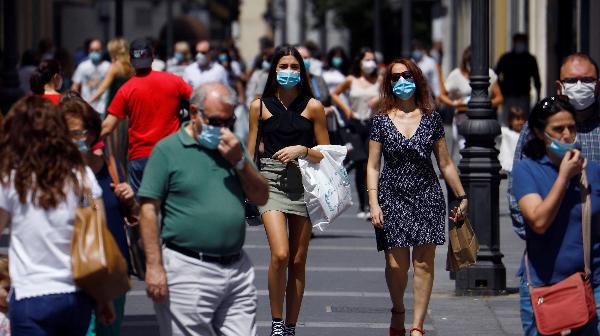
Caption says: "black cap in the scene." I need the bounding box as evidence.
[129,38,153,69]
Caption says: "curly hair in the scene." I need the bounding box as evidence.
[0,96,85,209]
[378,58,434,115]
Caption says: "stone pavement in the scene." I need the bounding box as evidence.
[120,175,526,336]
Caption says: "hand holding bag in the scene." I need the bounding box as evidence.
[106,156,146,281]
[525,171,596,335]
[298,145,353,231]
[71,170,131,302]
[446,216,479,272]
[245,98,264,226]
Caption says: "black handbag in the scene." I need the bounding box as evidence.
[339,127,368,163]
[245,98,264,226]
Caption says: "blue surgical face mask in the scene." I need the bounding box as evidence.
[331,56,343,68]
[545,133,579,160]
[174,52,184,62]
[303,59,311,71]
[276,70,301,89]
[411,50,424,61]
[197,124,222,150]
[75,139,90,154]
[218,54,228,63]
[392,77,417,100]
[89,51,102,63]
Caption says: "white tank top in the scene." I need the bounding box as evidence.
[348,77,379,121]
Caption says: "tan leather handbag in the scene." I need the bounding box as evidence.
[71,171,131,302]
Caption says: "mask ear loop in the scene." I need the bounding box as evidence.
[544,132,578,145]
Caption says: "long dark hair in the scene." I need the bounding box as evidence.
[30,59,61,94]
[261,45,314,99]
[379,58,435,115]
[0,96,85,209]
[523,96,577,160]
[351,47,374,77]
[325,46,350,74]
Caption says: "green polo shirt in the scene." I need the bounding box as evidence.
[138,122,247,255]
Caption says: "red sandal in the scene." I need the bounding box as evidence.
[410,327,425,335]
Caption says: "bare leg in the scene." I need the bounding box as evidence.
[385,247,410,331]
[284,214,312,325]
[263,211,289,319]
[411,244,436,335]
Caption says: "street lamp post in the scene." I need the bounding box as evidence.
[455,0,507,295]
[0,0,24,113]
[401,0,412,58]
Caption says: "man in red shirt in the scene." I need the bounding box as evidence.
[101,38,192,192]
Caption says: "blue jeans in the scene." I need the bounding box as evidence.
[520,277,600,335]
[10,291,93,336]
[128,157,148,194]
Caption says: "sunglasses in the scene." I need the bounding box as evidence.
[390,71,413,83]
[70,129,88,139]
[539,95,569,110]
[200,110,236,128]
[561,77,597,84]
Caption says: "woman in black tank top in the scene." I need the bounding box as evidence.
[247,45,330,336]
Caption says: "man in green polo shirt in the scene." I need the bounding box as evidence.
[138,82,268,336]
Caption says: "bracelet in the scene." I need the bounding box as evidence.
[366,188,378,192]
[455,194,467,200]
[300,146,309,159]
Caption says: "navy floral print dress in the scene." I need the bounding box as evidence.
[369,111,447,251]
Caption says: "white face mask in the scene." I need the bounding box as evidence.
[561,80,597,111]
[196,52,207,65]
[361,60,377,75]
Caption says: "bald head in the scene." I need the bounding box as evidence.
[190,83,237,119]
[196,40,210,54]
[555,53,599,96]
[560,54,598,80]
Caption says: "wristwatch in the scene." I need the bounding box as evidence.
[234,156,246,171]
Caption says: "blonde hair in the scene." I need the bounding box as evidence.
[107,38,134,76]
[108,38,129,62]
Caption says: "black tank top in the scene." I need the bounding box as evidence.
[260,95,315,158]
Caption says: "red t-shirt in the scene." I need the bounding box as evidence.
[40,93,62,105]
[107,70,192,160]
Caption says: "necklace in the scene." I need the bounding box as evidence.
[276,90,290,110]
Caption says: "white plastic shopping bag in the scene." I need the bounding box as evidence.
[298,145,353,231]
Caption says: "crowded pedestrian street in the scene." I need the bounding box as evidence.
[115,155,526,336]
[1,1,600,335]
